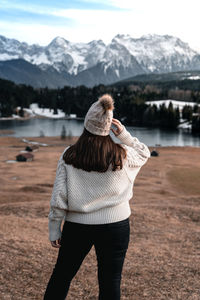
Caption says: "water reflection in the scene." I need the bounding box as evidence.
[0,118,200,147]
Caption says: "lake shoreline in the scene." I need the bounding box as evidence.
[0,135,199,149]
[0,115,84,121]
[1,117,199,146]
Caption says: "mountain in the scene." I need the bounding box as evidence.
[0,59,70,88]
[114,70,200,84]
[0,34,200,87]
[112,34,200,73]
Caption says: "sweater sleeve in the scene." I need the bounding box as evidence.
[116,126,151,168]
[48,155,68,241]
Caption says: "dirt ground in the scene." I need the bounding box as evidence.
[0,136,200,300]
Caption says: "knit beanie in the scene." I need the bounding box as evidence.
[84,94,114,136]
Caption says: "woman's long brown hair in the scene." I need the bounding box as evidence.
[63,128,127,172]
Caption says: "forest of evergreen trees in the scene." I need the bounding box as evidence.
[0,78,200,132]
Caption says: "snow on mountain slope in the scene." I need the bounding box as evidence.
[101,40,145,77]
[113,34,197,60]
[0,35,44,60]
[32,37,106,75]
[113,34,198,72]
[1,34,200,87]
[0,35,106,76]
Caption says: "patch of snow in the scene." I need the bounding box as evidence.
[148,65,156,72]
[6,160,17,163]
[53,37,68,48]
[29,103,39,109]
[0,53,19,60]
[0,116,18,120]
[29,53,51,65]
[12,114,20,119]
[17,106,35,117]
[28,103,65,118]
[103,61,112,74]
[69,114,77,119]
[188,76,200,80]
[22,139,48,146]
[146,99,199,111]
[115,69,120,77]
[23,108,35,116]
[178,122,192,129]
[2,104,66,121]
[33,108,65,118]
[68,50,86,75]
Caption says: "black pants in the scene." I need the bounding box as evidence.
[43,218,130,300]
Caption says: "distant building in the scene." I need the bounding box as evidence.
[16,153,34,162]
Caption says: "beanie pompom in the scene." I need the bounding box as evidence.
[99,94,114,112]
[84,94,114,135]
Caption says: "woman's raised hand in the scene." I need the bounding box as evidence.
[111,118,124,136]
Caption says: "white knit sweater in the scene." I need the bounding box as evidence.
[48,127,150,241]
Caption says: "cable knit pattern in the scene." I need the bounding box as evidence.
[117,126,150,168]
[48,127,150,241]
[48,156,69,241]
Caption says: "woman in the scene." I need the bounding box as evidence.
[43,94,150,300]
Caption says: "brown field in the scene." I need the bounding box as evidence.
[0,136,200,300]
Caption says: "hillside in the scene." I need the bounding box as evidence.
[116,70,200,83]
[0,59,69,88]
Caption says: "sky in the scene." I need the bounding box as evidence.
[0,0,200,52]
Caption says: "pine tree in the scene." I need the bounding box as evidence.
[19,107,24,117]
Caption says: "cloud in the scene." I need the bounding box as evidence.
[0,0,200,52]
[0,21,72,45]
[49,5,200,51]
[105,0,200,12]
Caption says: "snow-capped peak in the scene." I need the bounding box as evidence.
[0,34,200,86]
[113,34,132,40]
[48,36,69,48]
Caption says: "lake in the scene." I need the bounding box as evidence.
[0,118,200,147]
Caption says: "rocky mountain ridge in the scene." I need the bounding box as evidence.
[0,34,200,87]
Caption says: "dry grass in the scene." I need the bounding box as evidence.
[167,167,200,195]
[0,137,200,300]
